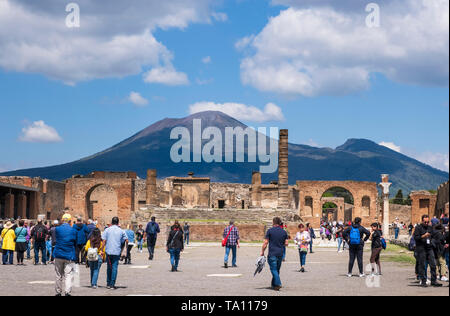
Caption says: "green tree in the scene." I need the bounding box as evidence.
[393,189,404,205]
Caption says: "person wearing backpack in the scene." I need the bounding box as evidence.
[74,218,89,264]
[30,218,49,265]
[85,228,105,289]
[307,223,316,254]
[166,221,184,272]
[369,223,383,276]
[1,221,16,265]
[145,217,160,261]
[343,217,370,278]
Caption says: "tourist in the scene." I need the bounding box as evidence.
[1,221,16,265]
[394,218,400,240]
[124,225,135,265]
[102,217,128,290]
[53,214,77,296]
[441,214,449,227]
[135,224,145,253]
[86,219,96,239]
[408,223,414,236]
[85,228,105,289]
[261,217,289,291]
[431,224,448,282]
[343,217,370,278]
[431,216,440,227]
[414,215,442,287]
[74,217,89,264]
[336,224,344,253]
[49,220,59,264]
[145,216,160,261]
[281,222,290,262]
[294,223,311,273]
[369,223,383,276]
[30,218,49,265]
[184,222,191,246]
[15,220,28,266]
[444,226,449,281]
[307,223,315,254]
[223,220,240,268]
[167,221,184,272]
[26,222,33,260]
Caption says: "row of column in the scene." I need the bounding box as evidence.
[1,191,39,219]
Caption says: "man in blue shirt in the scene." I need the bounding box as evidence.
[145,217,160,261]
[261,217,288,291]
[102,217,128,289]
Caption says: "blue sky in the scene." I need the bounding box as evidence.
[0,0,448,172]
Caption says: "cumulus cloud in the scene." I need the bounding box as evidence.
[0,0,216,84]
[128,92,149,107]
[239,0,449,97]
[379,141,402,153]
[143,67,189,86]
[19,121,63,143]
[189,102,285,122]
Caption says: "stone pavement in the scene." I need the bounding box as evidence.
[0,243,448,296]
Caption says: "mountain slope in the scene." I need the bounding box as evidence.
[1,111,448,194]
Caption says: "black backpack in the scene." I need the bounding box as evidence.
[34,225,46,242]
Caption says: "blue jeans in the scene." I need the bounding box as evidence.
[282,246,286,261]
[106,255,120,287]
[445,251,449,271]
[34,241,47,264]
[337,237,343,251]
[224,245,237,266]
[147,235,157,258]
[395,228,400,240]
[89,256,103,286]
[26,241,31,259]
[2,250,14,265]
[137,240,144,251]
[169,248,181,269]
[310,239,314,252]
[268,256,283,288]
[184,233,190,245]
[299,250,307,267]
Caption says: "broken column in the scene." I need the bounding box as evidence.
[146,169,158,205]
[278,129,289,209]
[251,171,262,208]
[379,174,392,236]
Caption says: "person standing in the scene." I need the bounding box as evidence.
[307,223,316,254]
[135,225,145,253]
[15,220,28,266]
[394,218,400,240]
[343,217,370,278]
[30,218,49,265]
[261,217,289,291]
[145,217,160,261]
[294,224,311,273]
[369,223,383,276]
[414,215,442,287]
[26,222,32,260]
[166,221,184,272]
[102,217,128,290]
[74,218,89,264]
[1,221,16,265]
[124,226,135,265]
[184,222,191,246]
[53,214,77,296]
[85,228,105,289]
[336,224,344,253]
[223,220,240,268]
[49,220,59,264]
[441,214,449,227]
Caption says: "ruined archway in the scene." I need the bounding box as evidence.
[322,187,353,223]
[86,184,118,228]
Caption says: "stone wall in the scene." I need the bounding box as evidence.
[42,180,66,220]
[410,191,437,225]
[210,183,251,209]
[436,181,449,217]
[387,203,412,225]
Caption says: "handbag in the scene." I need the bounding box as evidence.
[222,226,233,247]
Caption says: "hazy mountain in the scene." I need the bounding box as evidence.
[1,111,448,194]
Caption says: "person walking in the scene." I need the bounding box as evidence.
[184,222,191,246]
[53,214,77,296]
[135,225,145,253]
[26,222,32,260]
[30,218,49,265]
[222,220,240,268]
[124,226,135,265]
[145,217,160,261]
[431,224,448,282]
[336,224,344,253]
[102,217,128,290]
[307,223,316,254]
[369,223,383,276]
[49,220,59,264]
[74,218,89,264]
[261,217,289,291]
[166,221,184,272]
[294,224,311,273]
[1,221,16,265]
[414,215,442,287]
[343,217,370,278]
[15,220,28,266]
[85,228,105,289]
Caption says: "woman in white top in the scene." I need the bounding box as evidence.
[294,224,311,273]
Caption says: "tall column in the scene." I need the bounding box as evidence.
[278,129,289,209]
[5,193,14,219]
[251,171,262,208]
[379,174,392,237]
[146,169,158,206]
[29,192,40,219]
[17,192,27,219]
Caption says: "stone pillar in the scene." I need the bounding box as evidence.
[17,192,27,219]
[146,169,158,206]
[251,171,262,208]
[5,193,14,219]
[379,174,392,236]
[278,129,289,209]
[29,192,40,219]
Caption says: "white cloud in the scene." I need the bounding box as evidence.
[379,141,402,153]
[239,0,449,96]
[128,92,149,107]
[0,0,214,84]
[143,67,189,86]
[202,56,212,64]
[414,152,449,172]
[211,12,228,22]
[189,102,285,122]
[19,121,63,143]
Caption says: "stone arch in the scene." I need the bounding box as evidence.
[302,196,313,217]
[86,184,118,227]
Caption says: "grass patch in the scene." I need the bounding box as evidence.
[382,254,416,265]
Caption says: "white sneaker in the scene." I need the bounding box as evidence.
[347,274,352,278]
[359,274,365,278]
[440,276,449,282]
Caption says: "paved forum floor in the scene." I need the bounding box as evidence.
[0,243,448,296]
